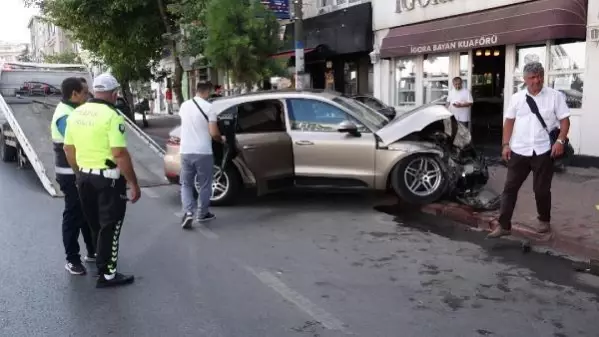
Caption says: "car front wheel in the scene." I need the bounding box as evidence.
[391,154,448,205]
[195,165,241,206]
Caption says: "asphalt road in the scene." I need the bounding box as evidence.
[1,159,599,337]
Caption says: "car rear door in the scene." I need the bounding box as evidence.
[233,99,294,195]
[284,98,376,188]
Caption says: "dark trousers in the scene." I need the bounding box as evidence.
[498,151,554,230]
[57,174,95,264]
[77,173,127,275]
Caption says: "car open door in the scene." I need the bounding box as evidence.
[233,99,294,195]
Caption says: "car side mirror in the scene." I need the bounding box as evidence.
[337,120,360,137]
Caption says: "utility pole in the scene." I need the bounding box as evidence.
[293,0,305,89]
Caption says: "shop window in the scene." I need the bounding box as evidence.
[344,62,358,96]
[423,54,449,104]
[512,41,585,108]
[548,41,585,109]
[513,44,547,94]
[459,52,470,88]
[394,57,416,107]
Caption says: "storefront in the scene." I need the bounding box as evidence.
[272,2,374,95]
[371,0,598,156]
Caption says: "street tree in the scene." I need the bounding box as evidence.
[23,0,186,107]
[43,51,82,64]
[203,0,284,90]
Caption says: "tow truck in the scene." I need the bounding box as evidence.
[0,62,168,197]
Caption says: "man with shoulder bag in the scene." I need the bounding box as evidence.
[178,81,223,229]
[488,61,573,238]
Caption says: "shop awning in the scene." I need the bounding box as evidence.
[271,48,316,59]
[380,0,588,58]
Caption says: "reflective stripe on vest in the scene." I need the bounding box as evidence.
[50,102,73,143]
[51,102,75,175]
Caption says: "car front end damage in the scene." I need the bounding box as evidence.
[417,118,500,210]
[376,103,499,210]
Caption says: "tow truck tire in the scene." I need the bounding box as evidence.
[0,131,16,163]
[391,154,448,205]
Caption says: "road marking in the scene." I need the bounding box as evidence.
[244,265,348,332]
[197,227,219,239]
[173,212,219,239]
[141,188,159,198]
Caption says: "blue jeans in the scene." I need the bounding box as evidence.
[180,153,213,217]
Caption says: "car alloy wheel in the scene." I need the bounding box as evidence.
[195,165,230,202]
[403,156,443,197]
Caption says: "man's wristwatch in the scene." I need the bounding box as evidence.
[502,143,510,148]
[556,139,565,145]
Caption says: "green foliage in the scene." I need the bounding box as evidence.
[38,0,167,83]
[203,0,284,88]
[168,0,209,58]
[43,51,82,64]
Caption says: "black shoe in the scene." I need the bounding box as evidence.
[65,262,87,275]
[84,254,96,263]
[198,212,216,223]
[181,212,193,229]
[96,273,135,288]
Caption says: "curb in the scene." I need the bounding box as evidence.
[421,202,599,261]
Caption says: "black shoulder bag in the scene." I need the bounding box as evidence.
[525,95,574,161]
[191,98,226,167]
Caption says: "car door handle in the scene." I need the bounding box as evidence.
[295,140,314,146]
[242,145,257,150]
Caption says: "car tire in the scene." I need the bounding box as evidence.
[391,154,448,205]
[0,131,16,163]
[194,164,241,206]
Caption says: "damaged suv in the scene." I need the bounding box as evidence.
[164,90,489,205]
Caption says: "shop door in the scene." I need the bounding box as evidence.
[470,46,506,146]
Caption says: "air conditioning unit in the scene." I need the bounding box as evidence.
[590,26,599,42]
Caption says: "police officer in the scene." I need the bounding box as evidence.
[51,77,96,275]
[63,73,141,288]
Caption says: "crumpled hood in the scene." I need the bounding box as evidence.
[375,104,453,146]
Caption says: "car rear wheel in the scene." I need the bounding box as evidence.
[195,165,241,206]
[391,154,447,205]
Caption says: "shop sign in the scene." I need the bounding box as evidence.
[409,34,499,54]
[396,0,454,13]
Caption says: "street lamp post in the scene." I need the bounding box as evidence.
[293,0,304,89]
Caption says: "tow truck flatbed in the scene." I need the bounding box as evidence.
[0,62,168,197]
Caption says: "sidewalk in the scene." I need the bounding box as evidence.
[422,164,599,260]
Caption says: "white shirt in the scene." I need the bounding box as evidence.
[505,87,570,156]
[447,88,473,122]
[179,96,217,155]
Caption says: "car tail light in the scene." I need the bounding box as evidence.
[2,64,13,71]
[167,136,180,146]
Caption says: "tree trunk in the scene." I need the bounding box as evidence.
[157,0,184,106]
[122,80,135,121]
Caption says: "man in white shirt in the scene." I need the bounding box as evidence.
[446,77,473,128]
[488,62,570,238]
[179,81,222,229]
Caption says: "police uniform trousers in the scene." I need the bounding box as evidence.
[77,172,127,275]
[57,173,95,264]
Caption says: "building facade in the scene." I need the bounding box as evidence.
[0,42,28,63]
[274,0,374,95]
[28,16,80,62]
[371,0,599,157]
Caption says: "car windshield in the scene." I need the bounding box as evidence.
[333,96,388,130]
